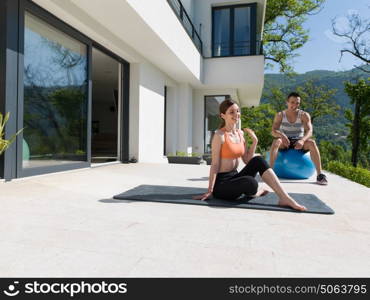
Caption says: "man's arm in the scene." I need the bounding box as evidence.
[294,112,313,149]
[300,112,313,142]
[271,112,289,146]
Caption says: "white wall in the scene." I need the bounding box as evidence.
[129,63,141,161]
[176,83,193,155]
[133,62,164,163]
[165,86,178,155]
[129,61,180,163]
[204,56,264,86]
[203,55,265,107]
[126,0,202,81]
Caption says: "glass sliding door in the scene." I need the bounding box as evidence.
[91,47,119,164]
[204,95,229,153]
[22,12,88,169]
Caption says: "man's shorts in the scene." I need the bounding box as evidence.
[288,138,300,149]
[281,137,309,153]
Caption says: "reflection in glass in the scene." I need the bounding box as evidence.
[234,7,251,55]
[204,96,229,153]
[213,5,253,57]
[213,9,230,56]
[23,12,88,168]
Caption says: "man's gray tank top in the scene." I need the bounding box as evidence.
[279,110,304,138]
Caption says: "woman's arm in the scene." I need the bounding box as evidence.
[193,131,222,200]
[207,133,222,193]
[241,128,258,164]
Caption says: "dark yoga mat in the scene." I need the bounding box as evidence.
[113,185,334,214]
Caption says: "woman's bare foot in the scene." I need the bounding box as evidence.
[278,196,306,211]
[252,188,270,198]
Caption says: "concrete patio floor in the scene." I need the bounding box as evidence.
[0,162,369,277]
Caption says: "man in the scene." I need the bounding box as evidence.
[270,92,328,185]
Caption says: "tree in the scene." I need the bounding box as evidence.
[263,80,339,123]
[50,88,87,153]
[262,86,287,112]
[332,10,370,73]
[318,140,350,168]
[241,104,277,152]
[295,80,339,123]
[344,78,370,167]
[263,0,325,73]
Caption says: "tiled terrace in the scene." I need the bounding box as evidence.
[0,162,369,277]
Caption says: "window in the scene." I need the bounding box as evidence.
[212,4,256,57]
[23,12,88,169]
[204,95,229,153]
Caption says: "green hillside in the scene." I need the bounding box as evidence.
[261,66,369,149]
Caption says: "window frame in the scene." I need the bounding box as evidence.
[212,3,257,58]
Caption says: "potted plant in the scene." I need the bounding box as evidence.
[0,112,23,156]
[167,151,203,164]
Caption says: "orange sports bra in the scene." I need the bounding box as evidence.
[220,128,245,159]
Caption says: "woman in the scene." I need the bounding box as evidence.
[193,98,306,211]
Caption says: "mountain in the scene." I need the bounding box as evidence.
[261,66,369,149]
[263,67,369,108]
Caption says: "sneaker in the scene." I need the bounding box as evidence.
[316,173,328,185]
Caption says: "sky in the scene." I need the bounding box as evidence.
[267,0,370,74]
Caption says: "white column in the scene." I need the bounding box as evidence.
[192,90,204,154]
[136,62,167,163]
[177,83,193,155]
[165,86,178,155]
[129,63,140,161]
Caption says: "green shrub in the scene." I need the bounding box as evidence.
[326,161,370,188]
[0,112,23,155]
[241,104,277,152]
[175,151,187,156]
[318,140,351,168]
[167,151,201,157]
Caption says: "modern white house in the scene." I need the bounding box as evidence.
[0,0,266,179]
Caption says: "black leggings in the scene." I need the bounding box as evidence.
[213,156,270,200]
